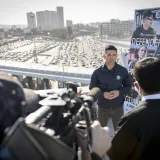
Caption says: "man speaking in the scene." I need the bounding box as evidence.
[89,45,131,131]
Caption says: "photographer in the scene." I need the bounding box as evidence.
[0,75,111,160]
[0,73,40,159]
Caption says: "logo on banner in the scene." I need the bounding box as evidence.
[116,75,121,80]
[156,10,160,19]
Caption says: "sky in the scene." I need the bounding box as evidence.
[0,0,160,25]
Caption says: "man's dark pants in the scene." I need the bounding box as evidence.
[98,107,124,131]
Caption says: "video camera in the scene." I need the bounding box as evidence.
[2,85,100,160]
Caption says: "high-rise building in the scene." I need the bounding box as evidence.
[56,6,64,27]
[36,10,58,30]
[27,12,36,29]
[66,20,73,27]
[50,11,58,29]
[36,11,45,30]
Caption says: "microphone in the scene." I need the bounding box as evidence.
[83,87,101,108]
[87,87,101,101]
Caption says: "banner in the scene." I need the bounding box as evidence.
[124,7,160,114]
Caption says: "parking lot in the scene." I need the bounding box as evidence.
[0,36,129,69]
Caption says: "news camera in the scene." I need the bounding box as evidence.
[2,85,100,160]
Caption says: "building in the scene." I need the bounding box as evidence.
[0,28,10,39]
[51,11,58,29]
[100,19,121,36]
[90,22,100,28]
[56,6,64,28]
[66,20,73,27]
[27,6,64,30]
[36,11,45,30]
[120,20,134,36]
[0,29,5,39]
[100,19,134,37]
[12,25,17,29]
[27,12,36,29]
[36,10,58,31]
[23,27,31,34]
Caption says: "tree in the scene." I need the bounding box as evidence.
[51,28,67,39]
[31,28,38,35]
[16,28,23,33]
[11,28,24,36]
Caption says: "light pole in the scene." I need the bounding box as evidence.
[30,15,38,63]
[62,64,65,88]
[33,44,38,63]
[100,34,103,56]
[82,42,84,53]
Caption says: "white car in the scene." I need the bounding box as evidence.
[72,63,78,67]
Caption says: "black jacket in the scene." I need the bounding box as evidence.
[89,63,131,109]
[132,25,155,39]
[107,99,160,160]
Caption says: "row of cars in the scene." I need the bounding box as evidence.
[0,36,124,69]
[0,38,59,63]
[0,40,32,53]
[0,39,34,62]
[0,50,34,62]
[51,36,105,68]
[51,41,80,67]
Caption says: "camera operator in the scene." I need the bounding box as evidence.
[0,75,111,160]
[0,73,40,159]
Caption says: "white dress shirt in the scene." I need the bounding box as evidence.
[142,94,160,101]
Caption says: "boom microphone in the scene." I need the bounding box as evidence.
[87,87,101,100]
[82,87,101,108]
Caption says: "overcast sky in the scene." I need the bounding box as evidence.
[0,0,160,25]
